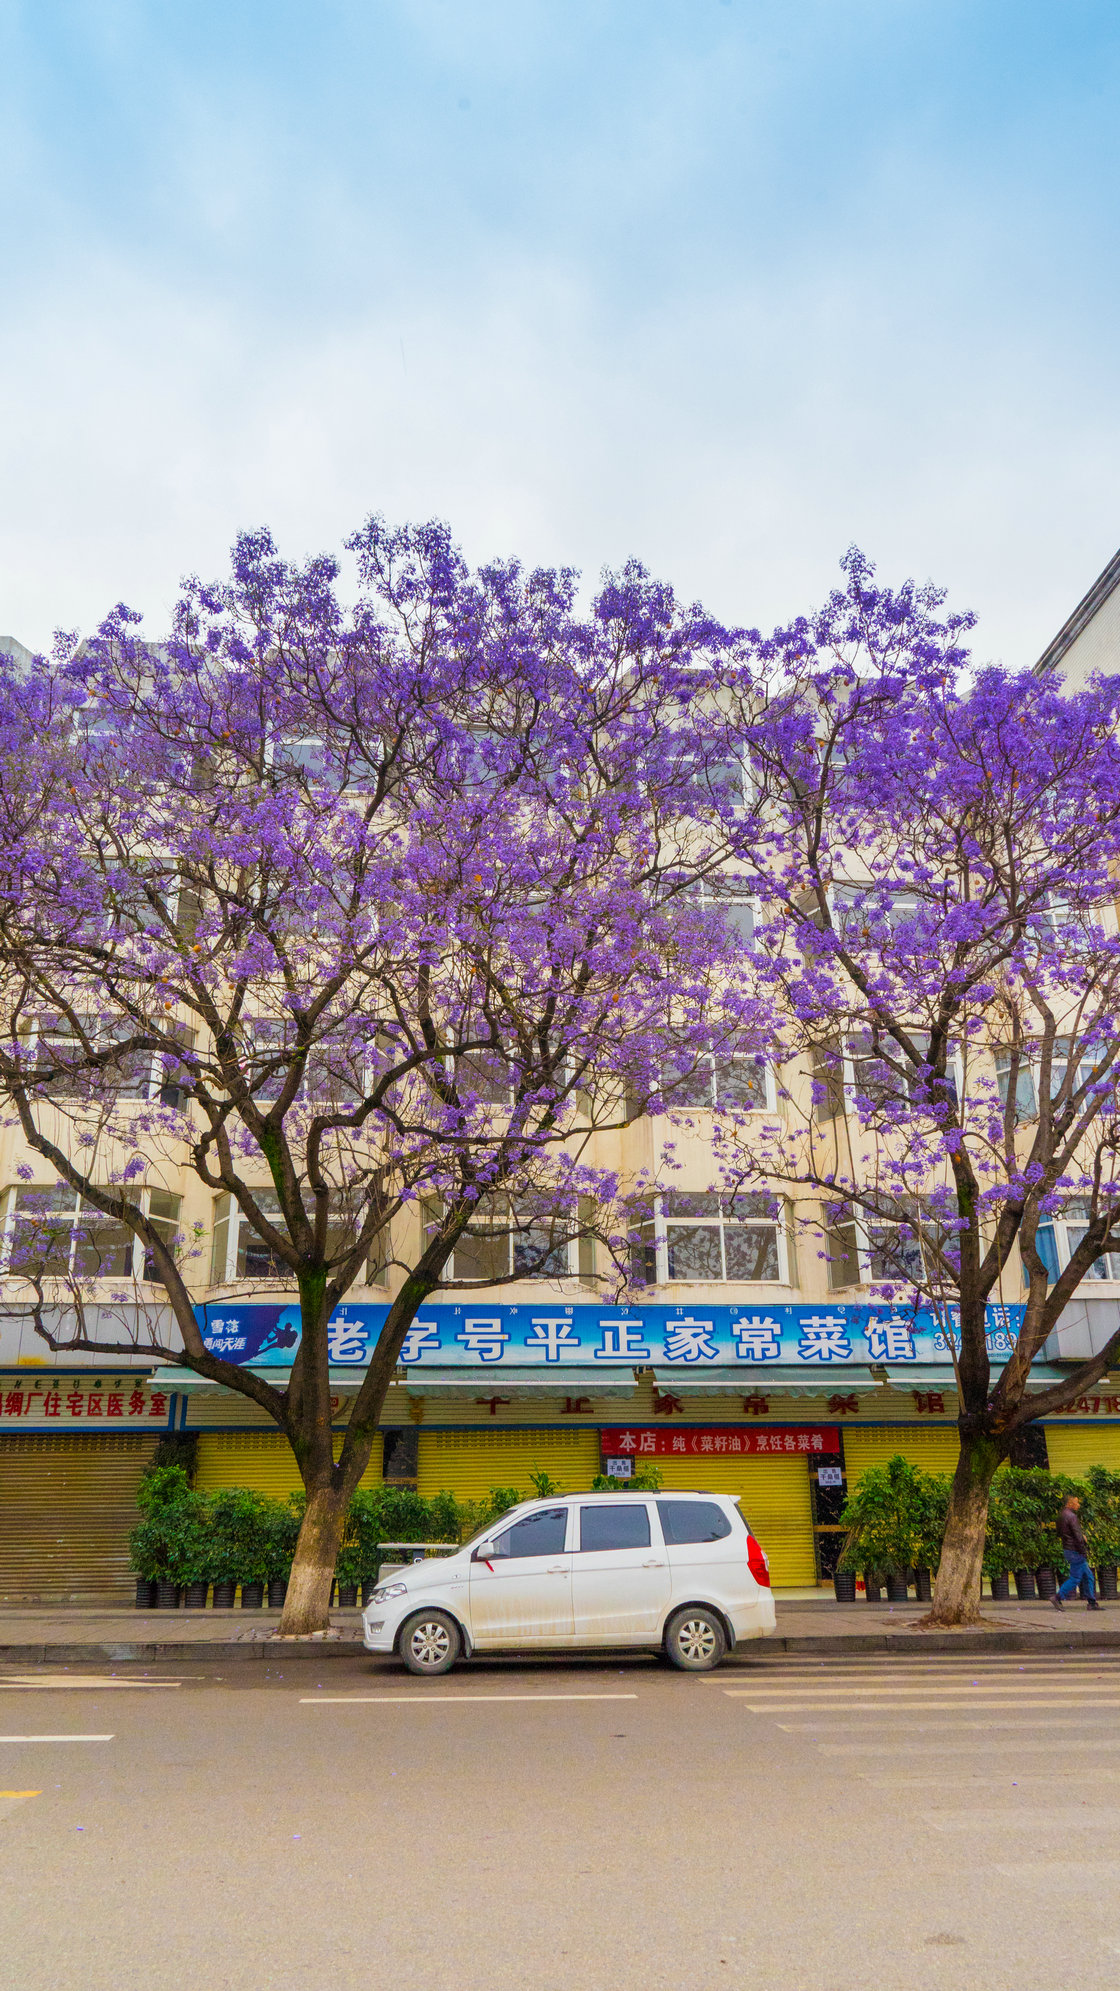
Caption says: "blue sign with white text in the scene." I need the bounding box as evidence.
[195,1298,1025,1370]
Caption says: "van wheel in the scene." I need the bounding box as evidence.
[399,1610,461,1676]
[664,1607,726,1672]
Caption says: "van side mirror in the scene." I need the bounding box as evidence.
[471,1541,496,1562]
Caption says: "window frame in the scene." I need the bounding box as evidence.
[635,1191,790,1287]
[0,1184,182,1284]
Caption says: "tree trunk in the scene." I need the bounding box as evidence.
[277,1479,349,1637]
[926,1428,1003,1627]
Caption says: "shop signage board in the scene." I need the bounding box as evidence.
[0,1378,170,1428]
[195,1298,1024,1371]
[600,1425,841,1457]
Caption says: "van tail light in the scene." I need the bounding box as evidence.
[747,1535,771,1588]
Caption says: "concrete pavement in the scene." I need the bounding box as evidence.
[0,1592,1117,1663]
[1,1644,1119,1989]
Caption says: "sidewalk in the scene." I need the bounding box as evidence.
[1,1594,1118,1663]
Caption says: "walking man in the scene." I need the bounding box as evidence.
[1053,1493,1100,1610]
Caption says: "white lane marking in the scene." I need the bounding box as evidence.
[724,1682,1120,1698]
[0,1735,114,1743]
[788,1719,1120,1733]
[732,1704,1120,1720]
[817,1736,1120,1753]
[0,1676,180,1691]
[299,1693,640,1705]
[923,1807,1120,1831]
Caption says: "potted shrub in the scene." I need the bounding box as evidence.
[1084,1466,1120,1599]
[202,1486,274,1607]
[837,1456,927,1605]
[129,1464,206,1608]
[264,1493,303,1608]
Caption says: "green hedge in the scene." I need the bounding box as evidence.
[837,1456,1120,1577]
[128,1467,534,1588]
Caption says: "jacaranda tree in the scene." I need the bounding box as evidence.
[721,550,1120,1624]
[0,518,766,1633]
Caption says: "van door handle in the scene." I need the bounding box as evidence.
[546,1566,570,1575]
[642,1559,666,1568]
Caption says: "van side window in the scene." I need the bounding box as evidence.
[657,1500,732,1545]
[578,1504,651,1551]
[489,1508,569,1558]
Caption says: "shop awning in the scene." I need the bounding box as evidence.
[650,1366,885,1398]
[881,1362,1069,1394]
[403,1365,638,1399]
[150,1365,369,1393]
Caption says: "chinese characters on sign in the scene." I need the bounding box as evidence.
[598,1426,841,1457]
[198,1298,1026,1371]
[0,1381,167,1426]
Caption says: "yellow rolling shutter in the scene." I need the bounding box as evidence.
[652,1455,817,1589]
[194,1431,384,1496]
[0,1432,159,1603]
[1043,1425,1120,1476]
[843,1426,961,1481]
[417,1427,600,1501]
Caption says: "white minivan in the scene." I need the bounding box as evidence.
[362,1489,776,1675]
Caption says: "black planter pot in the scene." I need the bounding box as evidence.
[913,1567,933,1603]
[336,1584,359,1608]
[183,1582,208,1610]
[989,1571,1011,1601]
[154,1580,179,1610]
[1014,1568,1037,1600]
[833,1571,857,1603]
[240,1582,264,1609]
[1036,1566,1058,1600]
[1097,1566,1119,1601]
[135,1578,157,1610]
[864,1574,883,1603]
[885,1572,909,1603]
[211,1581,236,1609]
[267,1579,287,1609]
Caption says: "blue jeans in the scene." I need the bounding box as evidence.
[1058,1551,1096,1600]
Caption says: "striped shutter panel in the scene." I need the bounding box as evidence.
[652,1455,817,1588]
[843,1426,962,1481]
[194,1431,384,1496]
[417,1427,600,1501]
[0,1432,159,1603]
[1042,1425,1120,1477]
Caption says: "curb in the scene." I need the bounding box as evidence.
[0,1639,370,1664]
[3,1627,1120,1664]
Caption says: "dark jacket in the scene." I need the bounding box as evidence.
[1057,1506,1088,1556]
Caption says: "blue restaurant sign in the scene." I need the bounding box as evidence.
[195,1298,1025,1371]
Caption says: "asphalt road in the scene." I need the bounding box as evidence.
[1,1645,1119,1990]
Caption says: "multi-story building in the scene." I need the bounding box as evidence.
[3,580,1120,1605]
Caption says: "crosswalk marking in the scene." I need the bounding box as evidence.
[725,1681,1120,1697]
[817,1735,1120,1751]
[735,1698,1120,1712]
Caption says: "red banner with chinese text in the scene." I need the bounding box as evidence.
[600,1425,840,1458]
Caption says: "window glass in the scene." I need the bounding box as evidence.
[657,1500,733,1545]
[490,1508,568,1558]
[578,1504,651,1552]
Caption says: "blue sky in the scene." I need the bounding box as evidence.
[2,0,1119,662]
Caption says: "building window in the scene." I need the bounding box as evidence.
[689,874,755,945]
[670,1047,771,1112]
[825,1208,929,1291]
[1,1185,182,1283]
[209,1189,389,1286]
[633,1192,787,1285]
[15,1015,195,1107]
[1036,1200,1120,1284]
[433,1195,593,1284]
[996,1039,1109,1126]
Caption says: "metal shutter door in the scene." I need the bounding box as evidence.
[0,1432,159,1603]
[1043,1425,1120,1476]
[652,1455,817,1588]
[417,1428,600,1501]
[843,1427,961,1481]
[194,1431,384,1495]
